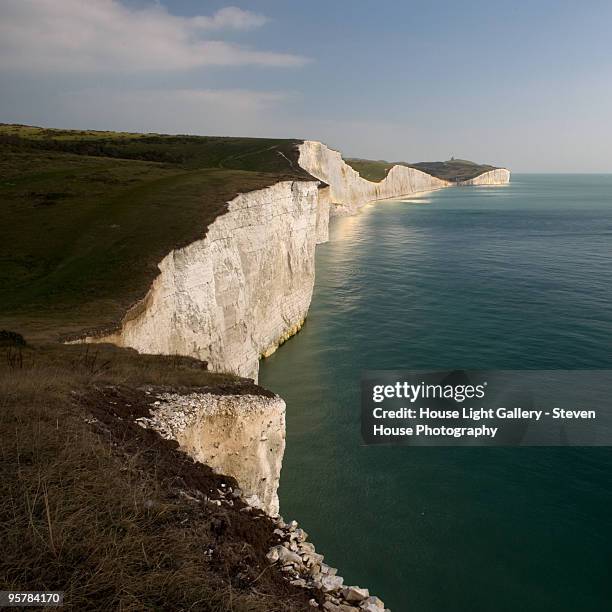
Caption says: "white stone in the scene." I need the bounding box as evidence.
[360,596,385,609]
[321,575,344,592]
[71,138,509,555]
[76,143,508,385]
[267,545,302,566]
[341,586,369,602]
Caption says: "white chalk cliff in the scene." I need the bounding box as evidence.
[139,391,285,516]
[77,140,509,518]
[458,168,511,186]
[298,140,450,215]
[79,141,508,380]
[81,180,324,382]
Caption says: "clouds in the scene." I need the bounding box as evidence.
[189,7,269,31]
[0,0,308,73]
[54,87,294,136]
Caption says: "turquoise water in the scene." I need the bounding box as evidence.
[259,175,612,612]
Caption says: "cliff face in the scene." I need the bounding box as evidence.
[82,180,324,382]
[459,168,510,186]
[298,140,450,215]
[78,142,508,381]
[315,184,331,243]
[138,391,286,516]
[75,140,509,519]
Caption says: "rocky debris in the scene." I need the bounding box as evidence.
[342,587,369,603]
[172,481,383,609]
[266,517,390,611]
[362,597,385,609]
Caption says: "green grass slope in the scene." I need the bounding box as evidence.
[346,156,499,182]
[0,125,310,340]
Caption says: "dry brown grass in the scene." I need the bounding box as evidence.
[0,343,312,611]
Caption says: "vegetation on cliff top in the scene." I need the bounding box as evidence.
[0,124,310,341]
[345,156,499,183]
[0,124,322,610]
[0,342,315,610]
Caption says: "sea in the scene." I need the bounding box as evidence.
[259,175,612,612]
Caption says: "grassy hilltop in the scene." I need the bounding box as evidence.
[0,124,309,341]
[346,156,499,182]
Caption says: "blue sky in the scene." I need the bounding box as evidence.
[1,0,612,171]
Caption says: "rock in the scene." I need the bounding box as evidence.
[321,574,344,592]
[290,528,308,542]
[323,604,360,612]
[290,579,307,587]
[341,587,369,603]
[360,605,384,612]
[81,180,330,519]
[360,596,385,609]
[266,545,303,566]
[309,600,319,608]
[303,552,325,566]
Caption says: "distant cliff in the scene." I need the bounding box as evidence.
[298,140,450,215]
[299,141,509,215]
[458,168,511,186]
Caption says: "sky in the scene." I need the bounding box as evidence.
[1,0,612,172]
